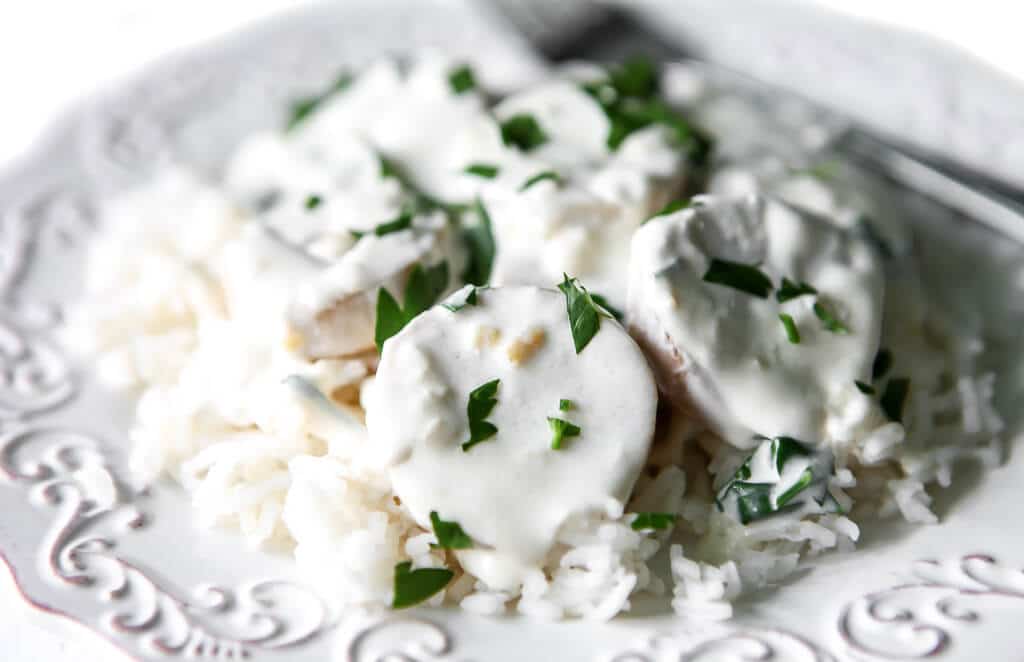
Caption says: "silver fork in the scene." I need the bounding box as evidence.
[487,0,1024,243]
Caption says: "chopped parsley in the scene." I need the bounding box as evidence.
[374,261,449,353]
[304,194,323,210]
[429,511,473,549]
[854,380,876,395]
[547,417,581,450]
[716,436,833,525]
[519,170,562,191]
[702,258,773,298]
[581,57,712,165]
[448,64,476,94]
[500,114,548,151]
[776,278,818,303]
[461,379,500,452]
[880,377,910,423]
[630,512,677,531]
[778,313,801,344]
[286,70,353,131]
[558,398,574,412]
[558,274,608,354]
[872,348,893,380]
[351,212,413,239]
[813,301,849,334]
[391,561,453,609]
[645,198,690,222]
[440,285,481,312]
[590,293,624,322]
[464,163,500,179]
[461,198,496,286]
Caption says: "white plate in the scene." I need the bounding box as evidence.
[1,3,1023,661]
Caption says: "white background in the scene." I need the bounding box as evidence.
[0,2,1019,660]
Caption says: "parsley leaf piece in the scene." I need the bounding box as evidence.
[630,512,677,531]
[286,71,353,131]
[374,289,407,354]
[464,163,499,179]
[440,285,481,313]
[779,313,801,344]
[429,511,473,549]
[374,261,450,353]
[462,379,500,452]
[559,398,574,412]
[548,417,582,450]
[378,155,465,216]
[776,468,814,507]
[519,170,562,192]
[702,258,773,298]
[731,482,776,525]
[880,377,910,423]
[590,293,624,322]
[716,436,824,525]
[776,277,818,303]
[500,114,548,151]
[353,212,414,240]
[558,274,607,354]
[403,261,450,316]
[461,198,496,286]
[813,301,849,334]
[771,436,813,473]
[391,561,454,609]
[305,194,323,210]
[872,348,893,380]
[448,64,476,94]
[646,199,690,223]
[609,56,659,98]
[855,380,876,395]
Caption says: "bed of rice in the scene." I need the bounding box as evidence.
[60,60,1005,623]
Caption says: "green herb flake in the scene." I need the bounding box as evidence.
[731,482,775,525]
[776,468,814,507]
[558,274,608,354]
[771,436,812,473]
[646,199,690,222]
[880,377,910,423]
[464,163,499,179]
[854,380,876,395]
[776,277,818,303]
[558,398,574,412]
[286,71,353,131]
[305,194,323,210]
[779,313,801,344]
[353,212,414,240]
[391,561,454,609]
[630,512,677,531]
[461,198,496,286]
[462,379,500,452]
[702,258,774,298]
[589,294,622,322]
[813,301,850,334]
[872,348,893,380]
[500,114,548,151]
[716,436,822,525]
[548,417,582,450]
[374,261,450,353]
[448,64,476,94]
[519,170,562,192]
[429,511,473,549]
[609,56,659,98]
